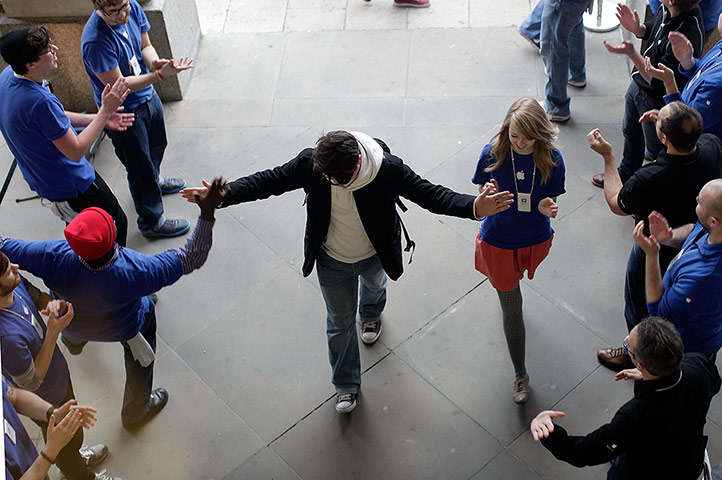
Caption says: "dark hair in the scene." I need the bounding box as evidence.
[660,102,703,152]
[675,0,702,12]
[312,131,360,185]
[92,0,120,10]
[0,26,53,75]
[634,317,684,377]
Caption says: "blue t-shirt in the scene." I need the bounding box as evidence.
[81,0,154,110]
[0,67,95,200]
[0,277,70,406]
[472,144,566,249]
[4,381,38,480]
[1,237,183,342]
[649,0,722,31]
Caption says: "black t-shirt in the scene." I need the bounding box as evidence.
[618,134,722,228]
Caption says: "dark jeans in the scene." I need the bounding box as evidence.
[32,380,94,480]
[624,242,678,331]
[620,82,665,183]
[106,92,167,231]
[62,299,157,426]
[66,170,128,247]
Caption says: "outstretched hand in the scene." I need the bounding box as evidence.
[648,211,672,245]
[644,57,676,87]
[474,179,514,218]
[615,3,641,35]
[99,77,130,113]
[603,39,635,57]
[668,31,695,69]
[639,109,660,124]
[105,107,135,132]
[157,57,194,78]
[41,300,73,336]
[615,367,642,381]
[538,197,558,218]
[633,220,660,256]
[530,410,566,442]
[53,399,98,429]
[45,409,83,459]
[193,177,228,220]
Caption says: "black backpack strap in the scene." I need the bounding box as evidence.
[395,198,415,264]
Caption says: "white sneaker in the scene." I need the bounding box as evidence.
[95,469,124,480]
[79,444,108,466]
[335,393,357,413]
[360,319,382,345]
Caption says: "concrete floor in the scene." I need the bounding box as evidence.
[3,0,721,479]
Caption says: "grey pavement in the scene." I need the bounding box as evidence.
[2,0,721,479]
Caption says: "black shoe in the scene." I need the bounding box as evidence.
[122,388,169,430]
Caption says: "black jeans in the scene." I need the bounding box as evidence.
[120,300,157,426]
[66,170,128,247]
[32,380,95,480]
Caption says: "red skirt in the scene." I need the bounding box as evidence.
[474,234,553,292]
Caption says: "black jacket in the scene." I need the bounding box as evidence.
[541,353,722,479]
[221,147,477,280]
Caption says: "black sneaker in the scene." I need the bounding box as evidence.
[360,319,382,345]
[141,218,190,238]
[335,393,357,414]
[158,177,186,195]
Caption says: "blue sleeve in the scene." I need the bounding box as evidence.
[545,150,566,197]
[0,238,62,280]
[34,95,71,142]
[133,0,151,34]
[678,58,702,79]
[120,250,184,296]
[471,143,494,185]
[0,336,33,379]
[664,92,684,104]
[83,35,120,75]
[648,0,660,14]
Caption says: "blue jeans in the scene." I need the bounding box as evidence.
[316,252,387,395]
[519,0,544,41]
[106,92,167,231]
[540,0,589,116]
[619,81,665,183]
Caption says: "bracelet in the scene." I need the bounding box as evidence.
[45,405,55,423]
[156,70,165,81]
[40,450,55,465]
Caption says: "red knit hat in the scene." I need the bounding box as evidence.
[64,207,116,260]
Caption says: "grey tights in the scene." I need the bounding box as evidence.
[496,286,527,380]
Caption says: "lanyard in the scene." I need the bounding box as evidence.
[510,149,536,196]
[0,292,42,338]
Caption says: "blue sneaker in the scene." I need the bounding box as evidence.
[158,177,186,195]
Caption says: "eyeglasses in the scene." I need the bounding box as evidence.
[102,1,131,17]
[622,335,636,360]
[38,43,57,57]
[322,158,361,186]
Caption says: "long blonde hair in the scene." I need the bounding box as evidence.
[486,98,559,183]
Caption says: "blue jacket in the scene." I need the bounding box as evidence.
[665,41,722,141]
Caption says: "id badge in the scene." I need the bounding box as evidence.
[129,55,141,76]
[4,419,16,445]
[30,314,44,340]
[518,193,532,213]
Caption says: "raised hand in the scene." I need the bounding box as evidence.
[603,39,635,57]
[41,300,73,336]
[474,181,514,218]
[538,197,558,218]
[615,3,641,35]
[105,107,135,131]
[668,31,694,69]
[158,57,194,78]
[100,77,130,113]
[530,410,566,442]
[648,211,672,244]
[615,368,643,381]
[639,109,660,124]
[587,128,613,157]
[633,220,660,256]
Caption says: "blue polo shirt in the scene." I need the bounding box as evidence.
[472,143,566,249]
[648,223,722,355]
[0,67,94,200]
[82,0,154,110]
[4,381,38,480]
[0,277,70,406]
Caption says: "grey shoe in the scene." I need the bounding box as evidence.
[546,111,571,123]
[335,393,357,413]
[141,218,190,238]
[158,176,186,195]
[568,79,587,88]
[79,444,108,466]
[94,469,124,480]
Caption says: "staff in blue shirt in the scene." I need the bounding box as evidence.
[633,178,722,359]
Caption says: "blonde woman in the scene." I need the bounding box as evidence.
[472,98,566,404]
